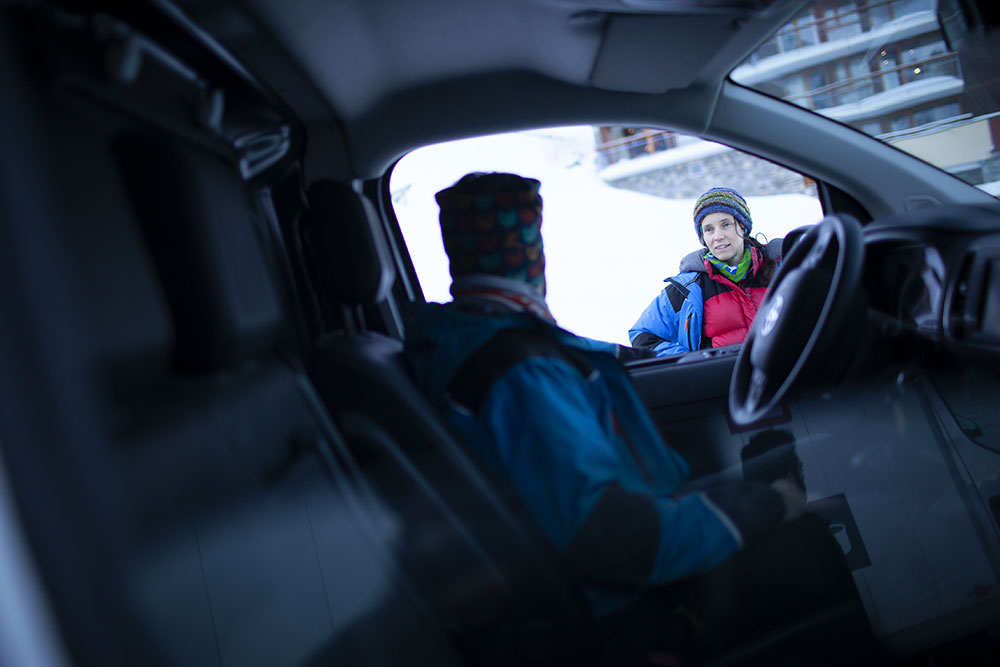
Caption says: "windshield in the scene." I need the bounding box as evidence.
[731,0,1000,196]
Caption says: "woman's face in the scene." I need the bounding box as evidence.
[701,211,745,265]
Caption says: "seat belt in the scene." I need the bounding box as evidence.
[446,328,594,414]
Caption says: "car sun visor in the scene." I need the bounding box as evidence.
[589,13,740,93]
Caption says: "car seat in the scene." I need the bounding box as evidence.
[300,179,603,666]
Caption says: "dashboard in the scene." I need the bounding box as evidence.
[862,204,1000,351]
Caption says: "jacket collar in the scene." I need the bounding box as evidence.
[450,274,555,322]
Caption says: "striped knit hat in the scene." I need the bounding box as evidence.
[435,172,545,289]
[693,187,752,245]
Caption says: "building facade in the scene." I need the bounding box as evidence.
[597,0,1000,197]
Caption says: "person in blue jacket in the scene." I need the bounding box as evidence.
[630,187,782,357]
[404,173,801,623]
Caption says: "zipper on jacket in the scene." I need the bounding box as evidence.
[685,312,693,351]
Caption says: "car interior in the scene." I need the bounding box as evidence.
[2,0,1000,666]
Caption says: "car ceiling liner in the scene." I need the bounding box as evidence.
[568,0,798,93]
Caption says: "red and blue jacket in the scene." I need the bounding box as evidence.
[629,239,781,356]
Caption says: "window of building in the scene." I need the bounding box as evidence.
[890,114,911,132]
[817,0,864,42]
[900,39,954,80]
[873,47,902,91]
[912,100,961,127]
[872,38,959,91]
[807,68,835,110]
[781,73,808,102]
[892,0,934,15]
[770,8,820,55]
[834,55,876,103]
[745,34,959,121]
[860,0,893,31]
[597,128,676,165]
[889,99,963,132]
[757,36,780,59]
[778,26,799,52]
[745,1,938,65]
[858,119,883,135]
[733,0,998,190]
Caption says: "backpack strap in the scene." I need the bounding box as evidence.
[447,328,594,414]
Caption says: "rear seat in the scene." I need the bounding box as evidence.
[1,54,464,662]
[301,180,601,666]
[110,134,471,666]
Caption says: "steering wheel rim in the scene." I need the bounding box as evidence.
[729,214,865,425]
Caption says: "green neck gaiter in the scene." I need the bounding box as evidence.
[705,247,752,283]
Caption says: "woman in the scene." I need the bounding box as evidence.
[630,187,782,356]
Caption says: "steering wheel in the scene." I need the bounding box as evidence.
[729,214,865,425]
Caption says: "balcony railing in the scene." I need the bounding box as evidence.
[747,0,934,64]
[784,52,960,111]
[596,51,960,167]
[595,130,677,167]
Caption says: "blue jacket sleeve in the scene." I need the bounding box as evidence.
[629,284,701,357]
[480,357,741,588]
[482,358,625,548]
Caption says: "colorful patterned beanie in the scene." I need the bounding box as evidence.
[693,187,752,245]
[435,172,545,289]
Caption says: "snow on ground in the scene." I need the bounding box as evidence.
[391,127,822,346]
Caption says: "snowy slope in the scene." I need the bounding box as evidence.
[391,127,822,345]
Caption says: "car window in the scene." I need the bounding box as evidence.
[731,0,1000,196]
[390,126,822,346]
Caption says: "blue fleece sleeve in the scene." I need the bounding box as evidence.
[629,289,693,357]
[480,358,742,587]
[482,358,622,548]
[646,492,741,583]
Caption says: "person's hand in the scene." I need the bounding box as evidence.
[770,478,806,522]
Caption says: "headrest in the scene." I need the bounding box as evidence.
[115,133,283,371]
[300,180,395,307]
